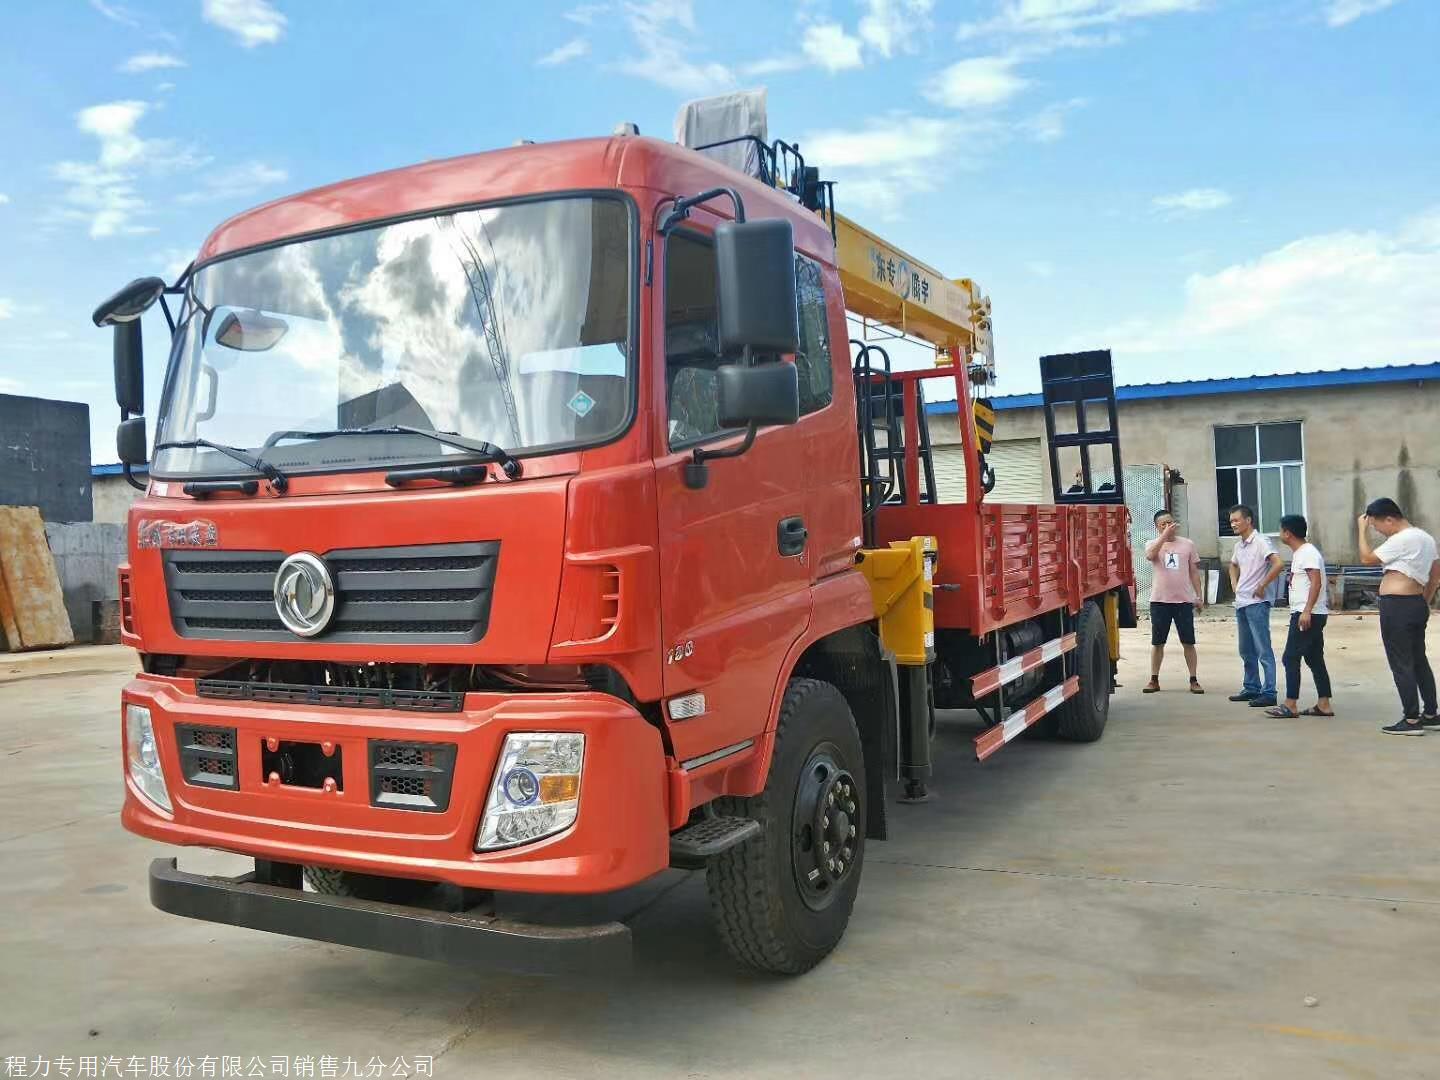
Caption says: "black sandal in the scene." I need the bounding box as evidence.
[1300,706,1335,717]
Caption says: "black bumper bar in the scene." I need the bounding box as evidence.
[149,858,632,975]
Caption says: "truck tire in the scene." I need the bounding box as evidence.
[302,866,433,904]
[1057,600,1110,742]
[705,678,866,975]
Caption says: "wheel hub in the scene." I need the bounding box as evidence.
[792,748,860,910]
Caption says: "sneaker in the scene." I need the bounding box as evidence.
[1248,696,1278,708]
[1228,692,1255,702]
[1381,719,1425,736]
[1421,714,1440,728]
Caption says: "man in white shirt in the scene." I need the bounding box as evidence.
[1358,497,1440,735]
[1266,515,1332,718]
[1227,504,1286,708]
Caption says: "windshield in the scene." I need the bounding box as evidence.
[154,195,633,479]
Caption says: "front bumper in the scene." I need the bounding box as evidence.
[149,858,631,975]
[122,676,671,894]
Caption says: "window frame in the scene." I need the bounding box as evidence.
[1214,420,1306,537]
[150,188,640,482]
[660,228,834,452]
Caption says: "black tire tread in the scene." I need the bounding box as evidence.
[1057,599,1110,742]
[705,677,860,975]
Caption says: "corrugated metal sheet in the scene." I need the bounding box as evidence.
[933,438,1043,504]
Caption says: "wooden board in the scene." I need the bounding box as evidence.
[0,506,75,650]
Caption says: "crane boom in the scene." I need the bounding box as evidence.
[832,212,994,369]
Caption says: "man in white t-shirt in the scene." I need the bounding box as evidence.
[1358,497,1440,735]
[1266,515,1333,718]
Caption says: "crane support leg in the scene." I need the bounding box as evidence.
[856,536,938,803]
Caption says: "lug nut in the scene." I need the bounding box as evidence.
[849,825,857,838]
[828,858,836,871]
[823,815,830,829]
[836,860,845,874]
[823,841,831,854]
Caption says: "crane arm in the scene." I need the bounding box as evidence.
[832,212,993,370]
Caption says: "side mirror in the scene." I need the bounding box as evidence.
[117,416,148,466]
[717,361,799,429]
[92,276,166,327]
[715,219,798,356]
[113,320,145,416]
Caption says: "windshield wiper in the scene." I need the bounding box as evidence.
[155,438,290,493]
[267,426,522,478]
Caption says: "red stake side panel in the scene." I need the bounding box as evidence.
[875,501,1132,636]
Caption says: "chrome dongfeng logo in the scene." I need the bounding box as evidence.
[273,552,335,637]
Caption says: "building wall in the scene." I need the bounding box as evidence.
[0,394,92,522]
[92,474,144,524]
[932,378,1440,564]
[42,522,126,643]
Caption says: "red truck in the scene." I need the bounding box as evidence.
[93,124,1134,975]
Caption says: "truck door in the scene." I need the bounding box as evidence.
[654,227,813,765]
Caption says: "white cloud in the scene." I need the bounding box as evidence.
[565,3,610,25]
[0,297,14,319]
[960,0,1207,40]
[1324,0,1401,26]
[1027,260,1056,277]
[119,52,186,73]
[1152,187,1233,214]
[1021,97,1087,141]
[801,22,864,72]
[926,56,1029,108]
[152,246,200,279]
[801,115,985,218]
[537,38,590,66]
[202,0,286,47]
[1089,208,1440,370]
[616,1,734,94]
[50,101,207,237]
[858,0,935,58]
[0,193,10,205]
[177,161,288,204]
[90,0,139,26]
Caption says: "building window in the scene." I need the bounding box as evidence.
[1215,421,1304,535]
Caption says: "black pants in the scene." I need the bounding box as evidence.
[1378,595,1437,719]
[1281,612,1331,702]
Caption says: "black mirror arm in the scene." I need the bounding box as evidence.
[649,187,749,286]
[684,424,758,491]
[123,463,147,492]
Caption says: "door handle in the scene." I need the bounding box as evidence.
[778,516,808,557]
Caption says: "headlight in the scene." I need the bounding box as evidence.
[476,733,583,851]
[124,704,172,813]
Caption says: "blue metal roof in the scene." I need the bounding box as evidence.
[925,361,1440,415]
[91,463,148,476]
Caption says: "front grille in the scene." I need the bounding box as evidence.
[369,740,457,813]
[163,542,500,644]
[196,679,464,713]
[175,723,238,789]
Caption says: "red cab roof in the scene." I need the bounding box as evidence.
[197,136,836,264]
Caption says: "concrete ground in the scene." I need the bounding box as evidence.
[2,613,1438,1078]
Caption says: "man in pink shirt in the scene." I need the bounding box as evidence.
[1143,509,1205,694]
[1227,504,1286,708]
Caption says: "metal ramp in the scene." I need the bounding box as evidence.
[1040,350,1125,505]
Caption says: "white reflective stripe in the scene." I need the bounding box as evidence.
[1042,683,1067,710]
[997,656,1025,682]
[1000,714,1029,743]
[1041,638,1065,661]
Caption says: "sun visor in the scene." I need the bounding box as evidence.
[674,90,769,181]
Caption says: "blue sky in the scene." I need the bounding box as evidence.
[0,0,1436,462]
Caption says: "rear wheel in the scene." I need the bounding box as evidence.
[1057,600,1111,742]
[705,678,866,975]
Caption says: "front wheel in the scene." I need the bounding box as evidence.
[705,678,866,975]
